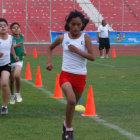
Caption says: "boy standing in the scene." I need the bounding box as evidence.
[97,19,110,58]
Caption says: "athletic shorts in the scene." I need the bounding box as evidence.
[99,38,110,50]
[59,71,86,93]
[11,61,23,71]
[0,63,11,77]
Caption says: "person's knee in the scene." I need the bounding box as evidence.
[1,82,8,88]
[14,67,21,78]
[10,76,14,83]
[68,98,76,106]
[14,73,20,79]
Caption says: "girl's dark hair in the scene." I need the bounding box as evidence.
[0,18,8,25]
[65,10,89,31]
[10,22,20,29]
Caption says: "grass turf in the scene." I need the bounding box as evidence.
[0,55,140,140]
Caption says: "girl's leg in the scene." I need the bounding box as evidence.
[14,65,22,93]
[1,71,10,106]
[14,65,22,102]
[0,78,1,89]
[9,71,16,104]
[74,90,83,104]
[61,82,76,128]
[10,71,15,94]
[61,83,83,140]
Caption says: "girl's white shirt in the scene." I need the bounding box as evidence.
[62,33,87,75]
[0,35,12,66]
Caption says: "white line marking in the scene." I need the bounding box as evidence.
[21,79,66,104]
[89,116,140,140]
[93,62,116,68]
[21,79,140,140]
[89,61,124,68]
[89,61,139,69]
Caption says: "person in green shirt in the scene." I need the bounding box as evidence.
[9,22,26,104]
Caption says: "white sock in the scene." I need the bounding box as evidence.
[2,106,7,108]
[64,120,67,127]
[66,127,73,131]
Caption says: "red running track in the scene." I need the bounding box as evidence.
[25,46,140,56]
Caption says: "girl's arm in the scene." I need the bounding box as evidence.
[10,37,19,61]
[46,35,64,71]
[0,52,3,57]
[68,34,95,61]
[11,45,19,61]
[22,35,26,56]
[23,45,26,56]
[13,42,22,48]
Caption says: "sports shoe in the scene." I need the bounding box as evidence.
[100,55,104,59]
[105,54,109,58]
[64,131,75,140]
[0,107,8,115]
[10,94,15,104]
[15,93,23,102]
[62,123,66,140]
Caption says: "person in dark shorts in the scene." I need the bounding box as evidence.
[0,18,18,115]
[97,19,110,58]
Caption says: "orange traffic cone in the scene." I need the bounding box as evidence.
[54,74,63,98]
[112,48,116,58]
[34,66,43,87]
[33,48,37,58]
[25,62,32,80]
[82,85,97,116]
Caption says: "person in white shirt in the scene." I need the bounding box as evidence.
[0,18,18,115]
[97,19,110,58]
[46,10,95,140]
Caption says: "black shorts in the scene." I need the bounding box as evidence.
[99,38,110,50]
[0,63,11,77]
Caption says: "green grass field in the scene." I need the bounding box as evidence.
[0,55,140,140]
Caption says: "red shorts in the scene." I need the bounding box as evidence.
[59,71,86,93]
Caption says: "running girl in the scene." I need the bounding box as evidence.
[46,10,95,140]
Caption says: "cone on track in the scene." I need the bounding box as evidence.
[75,98,85,111]
[82,85,97,116]
[34,66,43,87]
[54,74,63,98]
[112,48,116,58]
[33,48,37,58]
[25,62,32,80]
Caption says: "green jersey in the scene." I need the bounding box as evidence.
[11,33,24,63]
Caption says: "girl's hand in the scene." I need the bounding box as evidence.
[68,45,79,53]
[22,51,27,56]
[14,56,19,61]
[46,63,53,71]
[0,52,3,57]
[15,42,22,47]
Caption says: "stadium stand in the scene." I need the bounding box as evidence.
[90,0,140,31]
[0,0,139,42]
